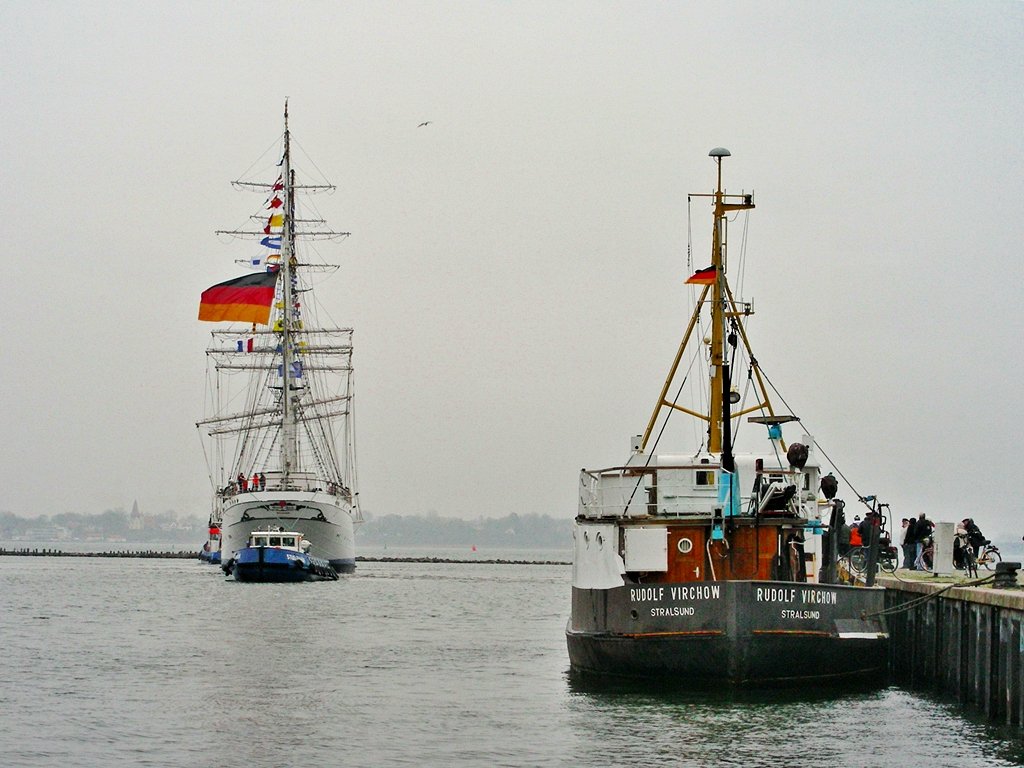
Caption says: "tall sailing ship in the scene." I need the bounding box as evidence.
[196,106,361,575]
[566,149,889,684]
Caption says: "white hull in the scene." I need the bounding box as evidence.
[220,490,357,572]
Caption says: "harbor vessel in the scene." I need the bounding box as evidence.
[566,149,888,684]
[197,105,361,576]
[231,528,338,582]
[198,515,221,565]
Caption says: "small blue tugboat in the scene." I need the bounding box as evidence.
[226,529,339,582]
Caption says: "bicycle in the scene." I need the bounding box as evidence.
[847,544,898,575]
[847,496,898,576]
[975,542,1002,570]
[954,537,1000,576]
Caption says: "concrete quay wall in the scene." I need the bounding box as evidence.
[880,576,1024,725]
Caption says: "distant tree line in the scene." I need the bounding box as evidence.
[0,508,572,549]
[0,508,199,542]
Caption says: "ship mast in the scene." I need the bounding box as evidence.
[280,102,298,482]
[707,148,755,457]
[640,148,755,455]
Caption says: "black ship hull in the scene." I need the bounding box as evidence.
[566,580,887,685]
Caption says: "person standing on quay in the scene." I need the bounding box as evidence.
[902,517,918,569]
[914,513,934,571]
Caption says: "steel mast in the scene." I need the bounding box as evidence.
[280,102,298,483]
[640,149,755,453]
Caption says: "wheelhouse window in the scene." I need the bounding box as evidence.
[269,536,282,547]
[696,458,715,486]
[282,536,296,547]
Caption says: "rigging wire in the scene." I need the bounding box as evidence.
[686,195,693,272]
[737,210,750,299]
[755,363,870,510]
[292,135,337,192]
[621,364,693,513]
[198,126,358,514]
[232,131,286,185]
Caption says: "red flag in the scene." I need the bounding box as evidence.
[685,266,717,285]
[198,272,280,324]
[269,196,283,209]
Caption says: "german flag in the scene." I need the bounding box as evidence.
[685,266,717,285]
[198,272,279,324]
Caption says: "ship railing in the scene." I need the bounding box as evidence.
[578,464,820,520]
[579,464,723,519]
[220,473,352,497]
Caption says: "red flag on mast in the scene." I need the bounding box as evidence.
[685,266,717,285]
[198,272,279,324]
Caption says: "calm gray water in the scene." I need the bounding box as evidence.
[2,552,1022,767]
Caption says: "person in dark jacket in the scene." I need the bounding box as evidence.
[838,522,852,556]
[963,518,987,553]
[914,513,933,570]
[858,515,875,549]
[900,518,915,569]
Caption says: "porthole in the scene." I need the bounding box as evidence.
[677,537,694,554]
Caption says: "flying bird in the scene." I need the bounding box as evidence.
[417,121,432,127]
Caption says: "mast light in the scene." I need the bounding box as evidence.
[709,147,731,157]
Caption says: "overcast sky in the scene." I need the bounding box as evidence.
[2,2,1022,539]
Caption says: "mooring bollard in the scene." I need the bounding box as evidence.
[993,561,1021,589]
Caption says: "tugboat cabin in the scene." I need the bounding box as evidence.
[247,530,311,553]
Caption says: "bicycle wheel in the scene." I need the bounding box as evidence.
[982,549,1002,571]
[964,549,978,578]
[849,548,867,573]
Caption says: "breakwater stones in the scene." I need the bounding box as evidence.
[0,548,569,566]
[0,548,196,559]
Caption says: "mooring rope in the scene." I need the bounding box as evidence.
[862,574,997,619]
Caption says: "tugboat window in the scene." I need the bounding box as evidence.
[283,536,296,547]
[269,536,282,546]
